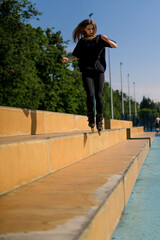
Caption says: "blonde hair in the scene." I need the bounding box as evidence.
[73,19,97,42]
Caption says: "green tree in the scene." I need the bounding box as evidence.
[138,96,159,129]
[102,82,111,119]
[0,0,44,109]
[138,108,157,129]
[113,89,122,119]
[140,96,156,109]
[0,0,87,114]
[35,28,87,114]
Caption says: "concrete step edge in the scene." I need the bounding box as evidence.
[0,139,151,240]
[0,129,127,196]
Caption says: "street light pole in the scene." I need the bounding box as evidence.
[128,74,131,120]
[120,62,124,118]
[108,48,114,119]
[133,82,137,117]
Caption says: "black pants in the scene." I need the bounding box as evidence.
[82,71,104,114]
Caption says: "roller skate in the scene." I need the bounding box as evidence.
[87,112,95,133]
[96,114,103,136]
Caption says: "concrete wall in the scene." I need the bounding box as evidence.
[127,126,144,139]
[105,119,133,129]
[0,107,135,137]
[0,106,91,136]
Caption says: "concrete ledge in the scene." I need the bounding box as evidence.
[0,106,93,137]
[133,132,155,146]
[0,139,150,240]
[127,127,155,147]
[105,119,132,129]
[127,126,144,138]
[0,129,127,196]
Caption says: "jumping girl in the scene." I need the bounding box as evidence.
[62,19,117,133]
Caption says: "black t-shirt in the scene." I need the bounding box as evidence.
[72,35,115,73]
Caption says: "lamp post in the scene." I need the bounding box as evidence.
[133,82,137,117]
[128,74,131,120]
[120,62,124,119]
[108,48,114,119]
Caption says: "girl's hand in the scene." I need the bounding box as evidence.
[101,35,117,48]
[62,55,77,63]
[62,57,69,63]
[101,35,109,42]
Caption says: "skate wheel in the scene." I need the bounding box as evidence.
[91,128,94,133]
[98,131,101,136]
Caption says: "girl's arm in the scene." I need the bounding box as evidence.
[62,55,77,63]
[101,35,117,48]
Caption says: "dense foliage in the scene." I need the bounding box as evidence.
[0,0,87,114]
[138,96,159,129]
[2,0,158,123]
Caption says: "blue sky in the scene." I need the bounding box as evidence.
[29,0,160,103]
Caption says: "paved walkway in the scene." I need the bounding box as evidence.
[112,134,160,240]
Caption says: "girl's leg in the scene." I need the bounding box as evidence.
[82,72,94,113]
[94,72,105,114]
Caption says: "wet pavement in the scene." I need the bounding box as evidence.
[112,133,160,240]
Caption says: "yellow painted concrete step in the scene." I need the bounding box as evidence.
[0,129,127,196]
[105,119,132,129]
[0,107,91,136]
[0,139,151,240]
[0,106,133,137]
[127,128,155,146]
